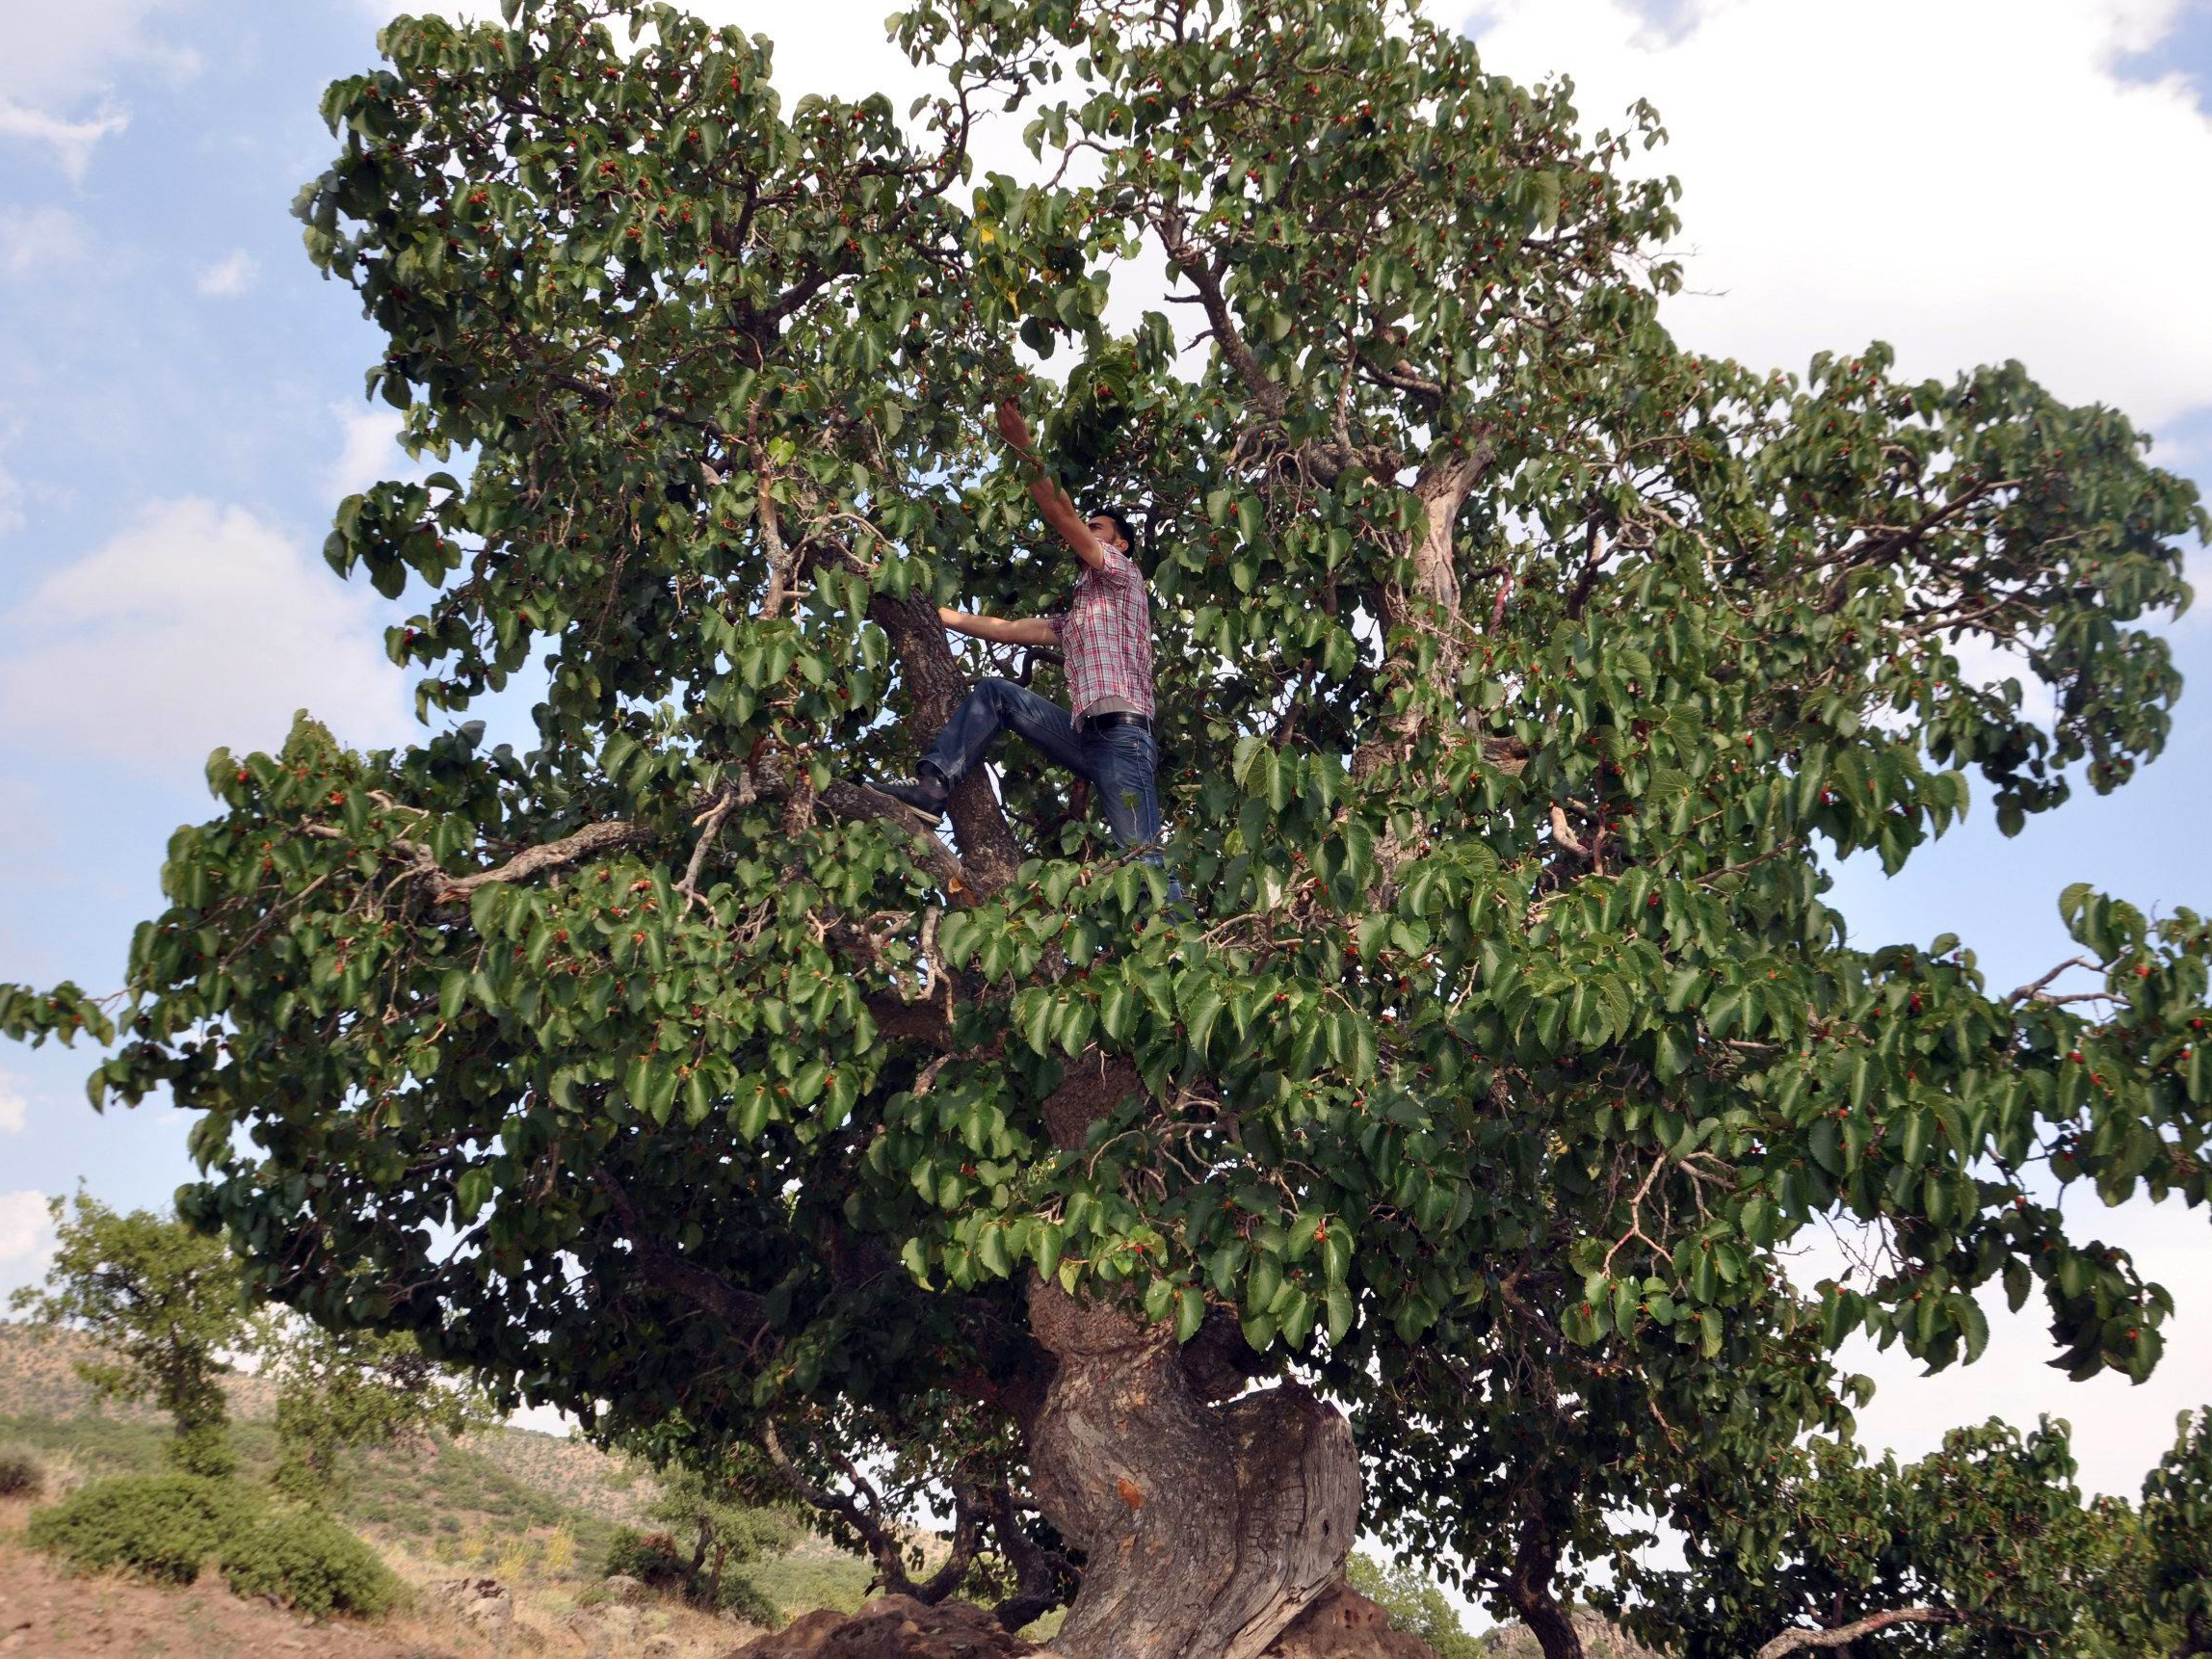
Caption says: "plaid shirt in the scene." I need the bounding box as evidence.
[1049,548,1155,724]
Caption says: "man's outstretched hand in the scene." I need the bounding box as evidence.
[995,397,1033,455]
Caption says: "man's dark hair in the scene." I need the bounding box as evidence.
[1093,507,1138,554]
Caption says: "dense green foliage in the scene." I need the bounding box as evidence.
[1611,1417,2158,1655]
[2137,1409,2212,1657]
[5,0,2207,1629]
[217,1507,405,1618]
[26,1470,400,1617]
[605,1524,689,1585]
[26,1474,255,1585]
[7,1196,250,1477]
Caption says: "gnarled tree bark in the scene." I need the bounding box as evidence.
[1021,1054,1362,1659]
[1025,1276,1359,1659]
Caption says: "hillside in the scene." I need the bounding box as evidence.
[0,1319,881,1649]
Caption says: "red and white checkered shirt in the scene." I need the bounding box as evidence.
[1050,548,1154,724]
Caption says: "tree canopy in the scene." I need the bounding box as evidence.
[5,0,2206,1651]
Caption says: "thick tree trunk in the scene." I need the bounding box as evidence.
[1021,1053,1360,1659]
[1351,450,1489,787]
[1024,1276,1360,1659]
[870,589,1021,895]
[1505,1514,1584,1659]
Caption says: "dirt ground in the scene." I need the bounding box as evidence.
[0,1497,749,1659]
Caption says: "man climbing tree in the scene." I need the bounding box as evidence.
[867,397,1166,873]
[4,1,2209,1657]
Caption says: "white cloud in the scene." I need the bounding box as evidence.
[0,463,23,539]
[325,403,436,501]
[0,95,130,182]
[0,1191,54,1265]
[0,497,417,782]
[1465,0,2212,430]
[194,249,258,298]
[0,1,198,105]
[0,1074,25,1134]
[0,206,92,277]
[0,0,200,180]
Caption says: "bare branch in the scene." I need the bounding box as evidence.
[1755,1607,1956,1658]
[434,820,651,904]
[2007,956,2101,1005]
[758,1420,924,1600]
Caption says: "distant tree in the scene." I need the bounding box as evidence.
[262,1315,489,1500]
[1611,1415,2146,1656]
[2135,1409,2212,1658]
[7,1193,249,1477]
[611,1445,794,1622]
[1348,1551,1484,1658]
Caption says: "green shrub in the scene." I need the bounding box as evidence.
[220,1511,403,1619]
[714,1573,783,1629]
[0,1445,42,1497]
[603,1527,686,1588]
[26,1474,252,1584]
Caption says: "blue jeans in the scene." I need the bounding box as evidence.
[923,678,1169,872]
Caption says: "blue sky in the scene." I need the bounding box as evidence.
[1,0,2208,1528]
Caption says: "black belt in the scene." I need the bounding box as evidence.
[1084,710,1153,734]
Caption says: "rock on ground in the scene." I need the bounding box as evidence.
[721,1584,1439,1659]
[1264,1581,1441,1658]
[426,1577,514,1645]
[1477,1608,1664,1658]
[723,1595,1040,1659]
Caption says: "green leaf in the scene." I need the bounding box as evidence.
[455,1168,492,1223]
[1325,1283,1354,1345]
[1175,1285,1205,1343]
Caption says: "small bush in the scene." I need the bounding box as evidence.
[220,1511,403,1619]
[604,1527,686,1588]
[26,1475,252,1584]
[714,1573,783,1629]
[0,1445,43,1497]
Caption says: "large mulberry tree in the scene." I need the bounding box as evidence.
[8,0,2208,1654]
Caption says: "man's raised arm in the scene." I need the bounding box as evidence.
[937,607,1059,647]
[995,398,1113,573]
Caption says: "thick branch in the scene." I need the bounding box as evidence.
[985,1480,1079,1632]
[867,590,1023,897]
[1156,222,1285,424]
[434,820,650,904]
[1755,1607,1955,1658]
[909,1478,988,1605]
[759,1420,925,1599]
[819,779,969,892]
